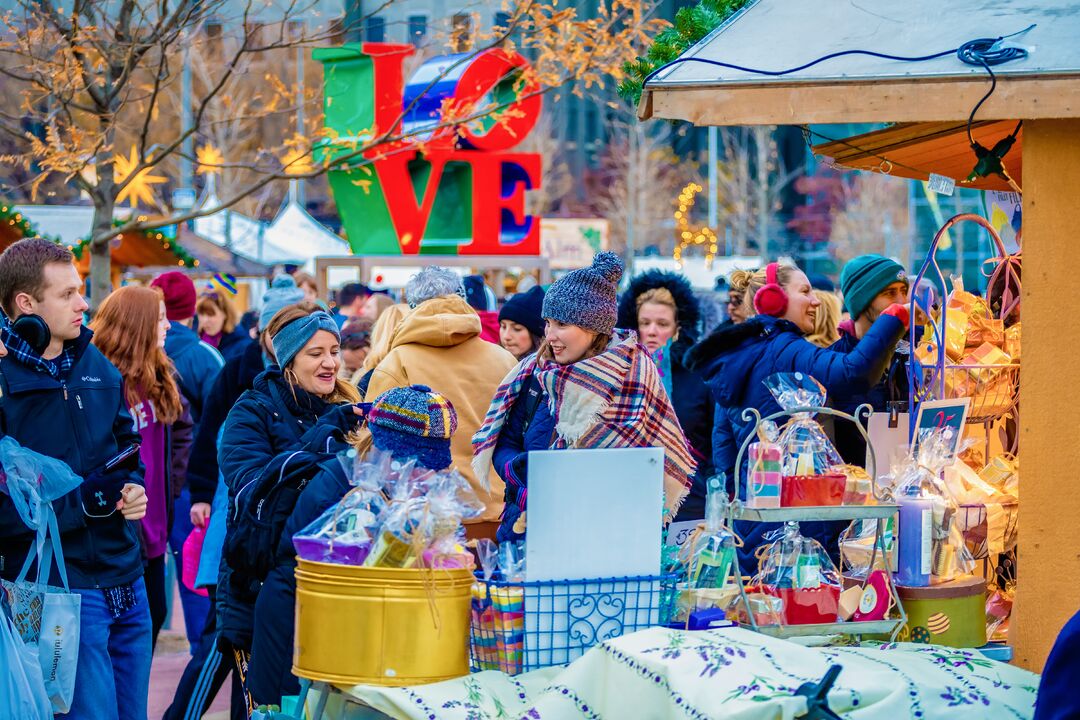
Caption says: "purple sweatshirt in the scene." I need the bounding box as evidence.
[130,397,169,559]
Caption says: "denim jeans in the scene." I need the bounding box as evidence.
[66,577,153,720]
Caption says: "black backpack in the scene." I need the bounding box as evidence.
[225,448,327,587]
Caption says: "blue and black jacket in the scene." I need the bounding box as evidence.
[0,327,146,589]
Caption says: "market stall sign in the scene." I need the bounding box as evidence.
[314,43,542,257]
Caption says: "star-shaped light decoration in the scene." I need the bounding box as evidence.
[281,147,313,176]
[114,147,167,209]
[195,144,225,176]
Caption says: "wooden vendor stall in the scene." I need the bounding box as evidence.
[639,0,1080,671]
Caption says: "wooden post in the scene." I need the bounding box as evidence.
[1011,119,1080,672]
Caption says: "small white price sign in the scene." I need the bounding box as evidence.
[927,173,956,196]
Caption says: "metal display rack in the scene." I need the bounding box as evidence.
[907,213,1022,571]
[726,403,907,641]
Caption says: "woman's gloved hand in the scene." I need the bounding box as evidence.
[304,404,365,452]
[881,303,910,329]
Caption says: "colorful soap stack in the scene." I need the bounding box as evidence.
[470,584,500,671]
[747,439,782,508]
[491,587,525,674]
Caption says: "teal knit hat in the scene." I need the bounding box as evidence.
[840,255,909,319]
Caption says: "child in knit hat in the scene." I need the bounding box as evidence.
[473,252,696,543]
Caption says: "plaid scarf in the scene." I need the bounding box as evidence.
[473,329,695,520]
[0,318,76,379]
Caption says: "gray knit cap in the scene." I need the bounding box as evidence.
[542,251,624,335]
[260,274,305,331]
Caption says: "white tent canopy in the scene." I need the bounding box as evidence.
[263,185,351,272]
[194,179,350,270]
[15,205,131,245]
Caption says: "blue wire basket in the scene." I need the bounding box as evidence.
[469,573,679,675]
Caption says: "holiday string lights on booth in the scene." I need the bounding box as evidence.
[70,218,200,268]
[672,182,718,269]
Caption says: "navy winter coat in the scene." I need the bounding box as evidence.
[165,320,224,424]
[1035,608,1080,720]
[187,340,266,506]
[686,314,905,572]
[491,373,556,542]
[216,367,356,649]
[248,454,350,704]
[0,328,146,589]
[212,327,252,362]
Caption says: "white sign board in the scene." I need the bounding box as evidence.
[525,447,663,580]
[523,447,664,668]
[540,218,609,270]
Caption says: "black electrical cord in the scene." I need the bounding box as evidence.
[642,24,1036,185]
[956,28,1034,147]
[642,24,1036,90]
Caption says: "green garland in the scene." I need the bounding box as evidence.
[0,201,47,241]
[72,219,199,268]
[618,0,749,106]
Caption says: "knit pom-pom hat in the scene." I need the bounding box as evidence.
[368,384,458,471]
[541,251,624,335]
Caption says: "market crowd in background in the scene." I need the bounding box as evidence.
[0,237,1075,719]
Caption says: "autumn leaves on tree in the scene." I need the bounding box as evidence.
[0,0,662,306]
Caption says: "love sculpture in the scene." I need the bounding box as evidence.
[313,43,542,256]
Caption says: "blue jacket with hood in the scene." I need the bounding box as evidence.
[686,313,905,571]
[165,320,224,424]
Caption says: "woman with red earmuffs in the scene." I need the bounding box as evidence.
[686,262,908,571]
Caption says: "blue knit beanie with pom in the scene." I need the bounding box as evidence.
[542,251,624,335]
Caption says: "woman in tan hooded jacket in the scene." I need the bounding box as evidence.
[365,267,517,539]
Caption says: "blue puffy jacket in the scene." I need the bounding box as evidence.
[216,367,357,649]
[828,326,919,465]
[686,314,905,572]
[165,321,224,424]
[0,328,146,589]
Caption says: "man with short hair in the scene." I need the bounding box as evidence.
[830,254,913,463]
[0,238,151,720]
[333,281,371,328]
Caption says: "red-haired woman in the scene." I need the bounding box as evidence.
[92,285,194,648]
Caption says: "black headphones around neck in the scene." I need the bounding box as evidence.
[11,314,51,355]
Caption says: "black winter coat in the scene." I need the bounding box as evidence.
[0,328,146,589]
[187,340,266,505]
[216,368,358,649]
[668,341,715,522]
[210,327,253,363]
[248,455,349,704]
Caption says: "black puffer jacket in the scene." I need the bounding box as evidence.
[187,340,266,506]
[617,270,714,520]
[216,368,357,649]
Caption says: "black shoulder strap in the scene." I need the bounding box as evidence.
[520,374,544,436]
[260,381,305,444]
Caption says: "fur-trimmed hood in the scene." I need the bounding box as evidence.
[617,270,702,345]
